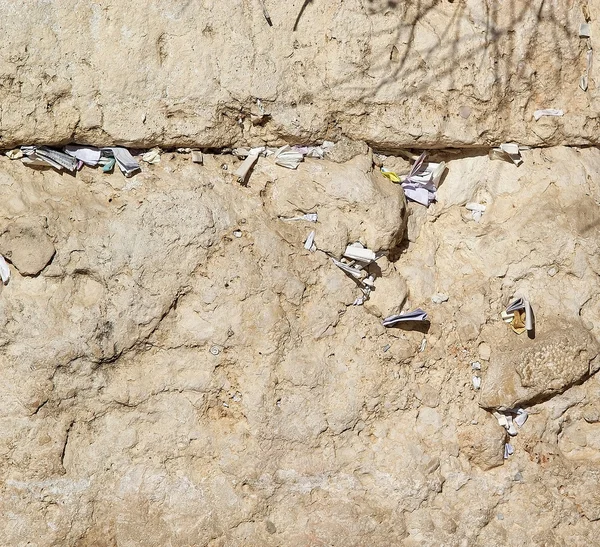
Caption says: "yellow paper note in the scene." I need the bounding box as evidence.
[381,169,401,183]
[510,310,526,334]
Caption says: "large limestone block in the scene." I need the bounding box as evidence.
[0,1,598,148]
[263,155,406,256]
[480,321,600,410]
[0,217,55,276]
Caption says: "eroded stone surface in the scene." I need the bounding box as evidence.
[0,148,599,545]
[0,1,599,148]
[479,321,600,410]
[0,218,55,276]
[458,409,506,470]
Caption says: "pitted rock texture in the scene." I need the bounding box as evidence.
[1,146,600,545]
[479,322,600,410]
[0,1,599,148]
[0,218,56,276]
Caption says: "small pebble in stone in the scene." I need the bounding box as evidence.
[210,346,220,355]
[233,230,242,238]
[459,105,472,119]
[472,361,481,370]
[431,293,449,304]
[478,342,491,361]
[383,344,391,352]
[547,266,558,277]
[472,376,481,390]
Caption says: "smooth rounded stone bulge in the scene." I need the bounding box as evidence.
[0,218,56,276]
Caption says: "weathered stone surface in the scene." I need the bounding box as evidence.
[0,1,599,149]
[0,147,600,544]
[458,409,506,470]
[479,321,599,410]
[0,218,55,276]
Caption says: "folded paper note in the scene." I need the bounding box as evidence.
[234,153,259,184]
[141,148,161,164]
[65,145,101,166]
[22,146,78,172]
[6,149,23,160]
[304,230,315,251]
[281,213,318,222]
[580,22,591,37]
[383,308,428,327]
[104,147,140,177]
[331,258,364,279]
[0,255,10,285]
[274,145,304,169]
[382,152,443,207]
[534,109,564,121]
[506,297,534,332]
[343,244,376,263]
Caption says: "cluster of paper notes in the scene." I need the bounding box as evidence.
[380,152,445,207]
[493,409,529,459]
[231,142,334,184]
[329,243,383,305]
[11,145,141,177]
[502,297,534,334]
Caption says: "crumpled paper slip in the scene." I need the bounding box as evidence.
[381,152,442,207]
[466,202,486,222]
[5,149,23,160]
[380,167,401,182]
[273,145,304,169]
[21,146,78,172]
[64,145,101,166]
[292,141,333,159]
[141,148,161,164]
[534,109,564,121]
[0,255,10,285]
[103,147,140,177]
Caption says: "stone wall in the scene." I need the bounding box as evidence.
[0,0,597,149]
[0,147,600,545]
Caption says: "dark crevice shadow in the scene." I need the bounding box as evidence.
[385,321,431,334]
